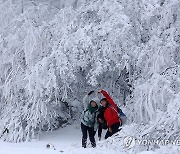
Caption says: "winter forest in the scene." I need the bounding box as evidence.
[0,0,180,154]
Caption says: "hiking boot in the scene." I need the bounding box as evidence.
[91,142,96,148]
[82,138,87,148]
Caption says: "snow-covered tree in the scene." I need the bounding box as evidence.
[0,2,179,154]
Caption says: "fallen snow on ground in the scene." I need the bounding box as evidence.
[0,122,179,154]
[0,121,125,154]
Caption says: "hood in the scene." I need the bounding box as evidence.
[90,97,100,107]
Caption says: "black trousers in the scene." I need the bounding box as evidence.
[105,122,120,139]
[81,122,96,148]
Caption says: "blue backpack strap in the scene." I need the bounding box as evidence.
[117,107,126,116]
[108,104,126,117]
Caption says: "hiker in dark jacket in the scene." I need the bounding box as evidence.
[98,90,122,139]
[97,111,108,141]
[81,91,99,148]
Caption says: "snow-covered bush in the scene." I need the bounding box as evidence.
[0,0,131,142]
[0,0,76,142]
[100,1,180,153]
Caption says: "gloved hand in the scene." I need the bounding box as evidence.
[88,91,94,96]
[97,90,102,94]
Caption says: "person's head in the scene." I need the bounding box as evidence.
[90,100,97,107]
[100,98,108,107]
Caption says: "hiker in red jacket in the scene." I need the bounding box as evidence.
[98,90,122,139]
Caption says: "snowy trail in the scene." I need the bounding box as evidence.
[0,121,125,154]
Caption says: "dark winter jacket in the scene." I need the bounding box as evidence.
[97,108,108,137]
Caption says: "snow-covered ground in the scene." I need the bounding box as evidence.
[0,121,125,154]
[1,121,180,154]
